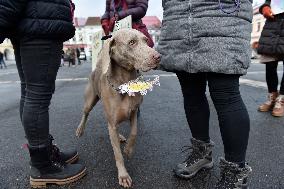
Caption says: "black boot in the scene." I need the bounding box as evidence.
[29,146,86,188]
[174,138,214,179]
[48,135,79,164]
[215,158,252,189]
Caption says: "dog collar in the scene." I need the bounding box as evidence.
[107,75,160,96]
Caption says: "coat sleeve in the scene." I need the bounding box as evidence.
[101,0,111,21]
[118,0,148,21]
[0,0,28,30]
[259,0,271,14]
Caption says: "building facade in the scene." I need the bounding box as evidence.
[251,5,266,44]
[64,17,101,58]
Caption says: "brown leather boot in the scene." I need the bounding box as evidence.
[272,95,284,117]
[258,92,278,112]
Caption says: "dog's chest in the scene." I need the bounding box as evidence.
[122,95,142,111]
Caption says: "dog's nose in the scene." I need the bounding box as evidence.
[152,53,161,62]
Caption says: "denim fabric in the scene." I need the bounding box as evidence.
[12,38,62,148]
[176,72,250,164]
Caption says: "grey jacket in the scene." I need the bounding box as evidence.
[157,0,253,75]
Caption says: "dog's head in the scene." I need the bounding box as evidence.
[101,29,161,75]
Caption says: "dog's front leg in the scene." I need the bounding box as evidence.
[108,123,132,188]
[124,109,138,158]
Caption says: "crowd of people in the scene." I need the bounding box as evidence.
[61,48,85,67]
[0,0,283,189]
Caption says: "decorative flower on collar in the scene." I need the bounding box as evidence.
[118,75,160,96]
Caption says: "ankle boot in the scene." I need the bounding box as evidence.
[173,138,214,179]
[272,95,284,117]
[29,146,86,188]
[48,135,79,164]
[258,92,278,112]
[214,158,252,189]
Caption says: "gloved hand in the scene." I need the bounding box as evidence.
[101,19,110,35]
[108,16,117,32]
[262,6,274,19]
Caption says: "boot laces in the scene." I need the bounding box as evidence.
[181,145,205,166]
[274,96,284,109]
[48,135,64,164]
[265,93,276,105]
[216,164,250,189]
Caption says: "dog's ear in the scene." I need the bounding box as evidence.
[101,38,115,75]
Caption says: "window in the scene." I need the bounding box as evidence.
[257,22,261,32]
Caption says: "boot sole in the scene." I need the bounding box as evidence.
[30,167,86,188]
[174,161,214,179]
[65,153,79,164]
[272,112,284,117]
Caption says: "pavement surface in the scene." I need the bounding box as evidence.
[0,60,283,189]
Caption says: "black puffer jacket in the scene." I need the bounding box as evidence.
[0,0,75,42]
[257,0,284,55]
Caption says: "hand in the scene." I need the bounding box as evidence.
[109,17,116,32]
[101,19,110,35]
[262,6,274,19]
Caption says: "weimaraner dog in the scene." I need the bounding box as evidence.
[76,29,161,188]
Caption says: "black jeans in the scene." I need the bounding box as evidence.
[176,72,250,164]
[266,61,284,95]
[12,38,62,148]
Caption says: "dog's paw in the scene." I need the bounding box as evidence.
[118,173,132,188]
[76,126,84,138]
[119,134,127,143]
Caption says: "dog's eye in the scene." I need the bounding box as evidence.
[129,40,136,46]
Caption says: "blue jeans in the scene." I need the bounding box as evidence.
[0,59,7,68]
[12,38,62,148]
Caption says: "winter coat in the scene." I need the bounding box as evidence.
[0,0,75,42]
[101,0,148,22]
[257,0,284,56]
[157,0,253,75]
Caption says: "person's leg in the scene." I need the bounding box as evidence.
[174,72,214,179]
[259,61,279,112]
[208,73,249,166]
[272,61,284,116]
[20,38,61,151]
[208,73,252,189]
[266,61,279,93]
[11,38,26,122]
[279,61,284,95]
[0,59,2,69]
[2,59,7,68]
[176,71,210,142]
[20,38,86,188]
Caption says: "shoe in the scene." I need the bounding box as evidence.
[30,161,86,188]
[173,138,214,179]
[48,135,79,164]
[214,158,252,189]
[272,95,284,117]
[29,146,86,188]
[258,92,278,112]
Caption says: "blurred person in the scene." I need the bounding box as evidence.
[157,0,253,188]
[0,51,7,69]
[76,48,81,65]
[0,0,86,188]
[101,0,154,47]
[257,0,284,117]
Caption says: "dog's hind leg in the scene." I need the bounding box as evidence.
[108,123,132,188]
[76,80,99,138]
[124,109,138,159]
